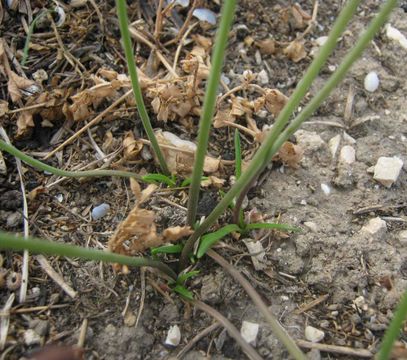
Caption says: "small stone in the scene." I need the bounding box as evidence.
[91,203,110,220]
[307,349,321,360]
[192,8,216,25]
[304,221,318,233]
[257,69,269,85]
[339,145,355,165]
[255,50,262,65]
[6,212,23,228]
[373,156,403,188]
[320,183,331,196]
[315,36,328,46]
[361,217,387,239]
[295,130,325,153]
[240,321,259,346]
[243,239,266,271]
[385,24,407,50]
[24,329,42,346]
[0,151,6,175]
[328,134,341,158]
[343,132,356,144]
[165,325,181,347]
[364,71,379,92]
[305,326,325,343]
[398,230,407,246]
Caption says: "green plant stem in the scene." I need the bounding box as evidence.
[186,0,237,226]
[191,299,262,360]
[22,10,49,66]
[0,140,142,180]
[0,232,177,280]
[208,249,306,360]
[115,0,170,175]
[376,290,407,360]
[179,0,362,270]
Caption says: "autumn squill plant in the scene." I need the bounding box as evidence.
[0,0,402,359]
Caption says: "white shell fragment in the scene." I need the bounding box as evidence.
[364,72,379,92]
[165,325,181,347]
[320,183,331,196]
[305,326,325,343]
[0,151,6,175]
[192,8,217,25]
[240,321,259,345]
[360,217,387,239]
[385,24,407,50]
[373,156,403,188]
[55,5,66,27]
[92,203,110,220]
[339,145,355,165]
[328,134,341,158]
[315,36,328,47]
[171,0,189,7]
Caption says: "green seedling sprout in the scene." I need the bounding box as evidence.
[22,10,49,66]
[142,173,177,187]
[115,0,169,175]
[186,0,237,226]
[151,244,183,256]
[180,0,397,270]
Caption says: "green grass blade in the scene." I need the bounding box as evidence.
[186,0,237,226]
[234,129,242,179]
[197,224,240,258]
[151,244,183,256]
[172,284,194,300]
[245,223,301,232]
[177,270,200,285]
[0,140,142,180]
[22,10,49,66]
[376,290,407,360]
[142,173,177,187]
[0,231,177,280]
[181,176,208,188]
[115,0,170,175]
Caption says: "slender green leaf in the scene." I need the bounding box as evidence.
[197,224,240,258]
[377,290,407,360]
[151,244,183,256]
[177,270,200,285]
[0,231,177,279]
[172,284,194,300]
[234,129,242,179]
[181,177,208,188]
[142,173,177,187]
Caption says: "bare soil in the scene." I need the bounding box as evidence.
[0,1,406,359]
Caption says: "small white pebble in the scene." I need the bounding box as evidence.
[221,73,230,86]
[257,69,269,85]
[373,156,403,188]
[240,321,259,345]
[315,36,328,47]
[343,132,356,144]
[192,8,216,25]
[304,221,318,233]
[385,24,407,50]
[328,135,341,158]
[339,145,356,165]
[56,194,64,203]
[170,0,189,7]
[361,217,387,238]
[305,326,325,343]
[300,199,307,206]
[364,71,379,92]
[165,325,181,347]
[321,183,331,195]
[92,203,110,220]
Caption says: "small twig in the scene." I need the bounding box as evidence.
[0,294,14,351]
[302,120,345,128]
[44,89,133,159]
[128,27,178,78]
[173,21,199,71]
[0,127,30,303]
[89,0,105,33]
[176,322,221,359]
[36,255,78,299]
[10,304,70,314]
[297,0,319,41]
[191,299,262,360]
[207,249,306,360]
[296,339,373,358]
[77,318,88,348]
[134,268,146,329]
[153,0,165,40]
[295,294,329,315]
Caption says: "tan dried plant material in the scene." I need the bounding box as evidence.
[274,141,303,168]
[201,176,225,188]
[213,107,233,128]
[16,111,34,138]
[155,131,220,175]
[192,34,212,51]
[0,100,8,117]
[7,71,36,103]
[284,40,307,63]
[290,4,312,29]
[129,178,141,200]
[255,38,276,55]
[108,183,192,256]
[123,131,143,160]
[264,89,289,117]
